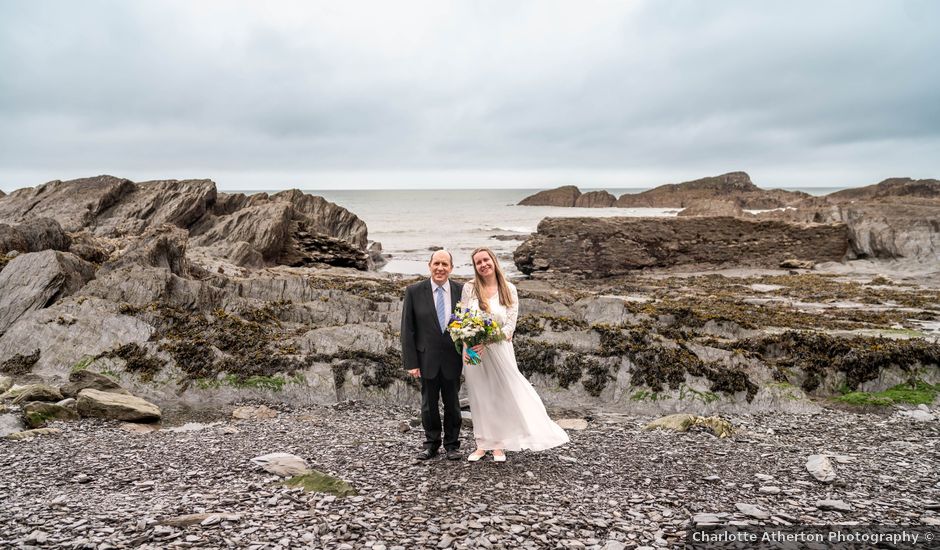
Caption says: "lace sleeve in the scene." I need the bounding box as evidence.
[504,283,519,340]
[461,281,472,306]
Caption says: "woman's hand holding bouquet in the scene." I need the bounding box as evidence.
[447,302,505,365]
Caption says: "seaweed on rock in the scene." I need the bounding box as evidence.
[735,331,940,393]
[97,343,164,381]
[319,348,419,392]
[0,349,40,375]
[630,344,759,402]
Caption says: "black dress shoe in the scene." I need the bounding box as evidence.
[416,449,439,460]
[445,449,463,461]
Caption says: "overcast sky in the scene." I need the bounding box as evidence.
[1,1,938,191]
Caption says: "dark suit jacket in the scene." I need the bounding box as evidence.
[400,278,463,380]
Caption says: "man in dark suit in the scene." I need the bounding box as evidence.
[401,250,464,460]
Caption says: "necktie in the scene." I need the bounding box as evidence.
[435,286,447,333]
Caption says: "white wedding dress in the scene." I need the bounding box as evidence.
[461,282,570,451]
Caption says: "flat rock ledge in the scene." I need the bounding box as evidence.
[514,216,847,276]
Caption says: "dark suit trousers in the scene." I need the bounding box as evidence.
[420,373,461,451]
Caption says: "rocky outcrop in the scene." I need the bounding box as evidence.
[519,173,809,210]
[0,218,71,255]
[574,191,617,208]
[826,177,940,202]
[0,251,95,335]
[677,199,745,217]
[76,388,161,422]
[0,175,375,271]
[0,175,135,232]
[615,172,809,209]
[758,197,940,260]
[514,217,848,276]
[518,186,581,207]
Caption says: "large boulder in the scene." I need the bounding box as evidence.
[574,191,617,208]
[23,402,80,428]
[0,218,71,255]
[518,186,582,207]
[615,172,808,209]
[514,216,848,277]
[60,370,130,398]
[76,388,161,422]
[10,384,63,404]
[0,250,95,335]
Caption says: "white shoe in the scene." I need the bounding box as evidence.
[492,451,506,463]
[467,450,486,462]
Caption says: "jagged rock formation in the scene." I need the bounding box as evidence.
[514,217,847,276]
[614,172,808,209]
[518,185,581,207]
[759,197,940,260]
[0,175,373,270]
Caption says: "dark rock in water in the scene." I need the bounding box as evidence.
[514,216,847,276]
[826,177,940,202]
[368,242,388,268]
[0,218,71,255]
[519,185,582,207]
[574,190,616,208]
[490,234,529,241]
[615,172,808,209]
[0,250,96,335]
[60,369,130,398]
[677,199,745,218]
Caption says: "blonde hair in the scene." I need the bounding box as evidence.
[470,247,513,311]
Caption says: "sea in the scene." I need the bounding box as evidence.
[234,187,847,278]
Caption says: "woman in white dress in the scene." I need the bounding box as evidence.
[461,247,569,462]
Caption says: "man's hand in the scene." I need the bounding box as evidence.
[408,368,420,378]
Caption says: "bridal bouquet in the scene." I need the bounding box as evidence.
[447,302,505,365]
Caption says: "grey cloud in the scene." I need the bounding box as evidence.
[1,0,939,189]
